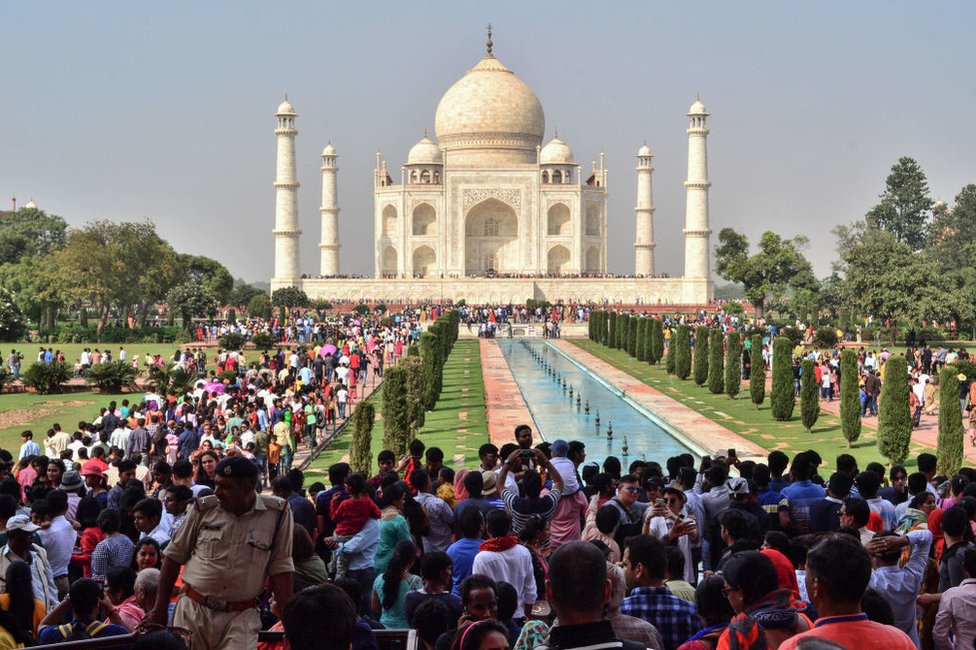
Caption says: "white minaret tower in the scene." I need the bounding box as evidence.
[319,143,340,276]
[634,143,655,276]
[683,96,712,279]
[272,96,301,286]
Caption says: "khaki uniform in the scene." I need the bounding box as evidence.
[164,493,294,650]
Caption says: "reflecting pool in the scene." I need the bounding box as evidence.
[497,338,696,467]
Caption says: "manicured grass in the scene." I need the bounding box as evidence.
[0,391,126,452]
[571,340,931,473]
[304,340,488,481]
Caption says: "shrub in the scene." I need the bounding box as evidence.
[725,332,741,399]
[723,301,744,316]
[251,332,277,351]
[800,359,819,432]
[955,359,976,382]
[248,293,272,319]
[779,326,804,347]
[813,327,839,349]
[708,329,724,394]
[0,366,11,392]
[227,308,237,324]
[878,356,911,464]
[352,304,370,315]
[770,337,795,421]
[674,325,692,380]
[350,401,375,474]
[84,361,138,392]
[419,332,439,410]
[382,365,409,456]
[840,349,861,447]
[651,319,664,365]
[0,288,27,341]
[217,369,237,384]
[693,326,710,387]
[636,318,648,362]
[607,312,617,349]
[407,343,419,357]
[627,316,639,358]
[937,367,964,476]
[403,355,425,438]
[617,314,629,351]
[219,332,246,351]
[22,362,71,394]
[750,334,765,409]
[271,286,310,308]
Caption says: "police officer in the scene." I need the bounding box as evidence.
[141,456,294,649]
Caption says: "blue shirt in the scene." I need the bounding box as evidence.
[620,585,700,650]
[338,517,380,571]
[39,619,129,644]
[781,480,825,534]
[447,537,482,596]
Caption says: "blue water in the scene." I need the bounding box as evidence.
[497,339,695,468]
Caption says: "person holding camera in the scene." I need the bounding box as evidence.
[643,486,698,584]
[496,447,563,536]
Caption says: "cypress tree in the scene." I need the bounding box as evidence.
[693,326,710,387]
[608,312,618,348]
[588,312,595,341]
[652,319,664,365]
[725,332,741,399]
[937,368,964,476]
[635,318,646,361]
[627,316,639,357]
[840,349,861,447]
[407,343,419,357]
[878,355,912,464]
[674,325,692,380]
[419,332,438,410]
[403,355,425,438]
[800,359,819,432]
[617,314,629,351]
[382,365,409,456]
[640,318,651,362]
[770,336,795,421]
[708,329,725,394]
[349,401,375,474]
[750,334,765,409]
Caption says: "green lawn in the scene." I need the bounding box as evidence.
[571,340,931,473]
[11,343,220,372]
[0,391,126,452]
[304,340,489,482]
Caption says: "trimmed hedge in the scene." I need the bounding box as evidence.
[840,349,861,447]
[750,334,765,409]
[878,355,911,464]
[674,325,692,380]
[770,337,795,421]
[800,359,819,432]
[693,326,710,387]
[725,332,741,399]
[708,329,725,395]
[937,367,964,476]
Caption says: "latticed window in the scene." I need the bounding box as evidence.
[484,217,499,236]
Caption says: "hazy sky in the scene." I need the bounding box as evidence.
[3,1,975,283]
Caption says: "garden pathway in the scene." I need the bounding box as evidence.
[480,339,536,447]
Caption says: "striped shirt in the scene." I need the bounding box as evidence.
[502,487,561,534]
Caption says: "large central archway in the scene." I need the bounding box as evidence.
[464,198,519,275]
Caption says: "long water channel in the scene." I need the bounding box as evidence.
[497,339,698,467]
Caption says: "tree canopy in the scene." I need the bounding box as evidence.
[866,156,933,251]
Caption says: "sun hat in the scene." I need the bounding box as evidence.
[59,471,85,492]
[5,514,39,534]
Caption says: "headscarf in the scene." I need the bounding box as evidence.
[928,508,946,560]
[761,548,799,594]
[453,469,470,503]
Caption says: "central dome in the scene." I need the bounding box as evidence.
[434,53,545,165]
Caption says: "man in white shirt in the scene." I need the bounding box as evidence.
[36,492,75,599]
[471,509,536,619]
[934,547,976,650]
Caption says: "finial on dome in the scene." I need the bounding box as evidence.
[486,23,493,56]
[696,93,700,101]
[554,128,559,139]
[423,128,428,138]
[285,93,289,101]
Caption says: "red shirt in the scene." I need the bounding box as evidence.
[331,496,381,536]
[778,614,915,650]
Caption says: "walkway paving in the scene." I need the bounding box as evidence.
[479,339,536,447]
[294,373,382,472]
[550,339,768,461]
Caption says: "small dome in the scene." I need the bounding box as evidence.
[407,135,442,165]
[322,143,337,156]
[688,97,708,115]
[637,144,652,156]
[540,137,574,165]
[24,199,37,209]
[276,98,296,115]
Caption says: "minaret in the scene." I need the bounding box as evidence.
[683,97,712,279]
[319,143,340,276]
[634,143,655,276]
[272,96,301,286]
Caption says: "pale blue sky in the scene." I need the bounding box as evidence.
[3,1,974,282]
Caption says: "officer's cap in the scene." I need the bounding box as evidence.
[216,456,259,480]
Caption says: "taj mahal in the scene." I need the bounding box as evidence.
[270,31,714,305]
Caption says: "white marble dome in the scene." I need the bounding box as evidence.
[688,98,708,115]
[277,99,296,115]
[638,144,652,156]
[322,143,337,156]
[406,134,442,165]
[434,53,545,164]
[540,137,574,164]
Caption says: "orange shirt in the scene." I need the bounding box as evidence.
[778,614,915,650]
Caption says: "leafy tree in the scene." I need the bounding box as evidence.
[22,362,71,394]
[651,319,664,365]
[770,337,795,421]
[84,361,138,392]
[750,334,765,408]
[147,361,194,396]
[866,156,933,251]
[707,329,725,394]
[800,359,819,432]
[0,288,27,341]
[403,355,425,439]
[382,365,409,456]
[248,293,272,319]
[674,325,692,380]
[813,327,838,349]
[0,257,63,329]
[229,281,266,309]
[840,349,861,447]
[878,356,912,464]
[937,368,964,476]
[167,281,218,331]
[607,312,617,348]
[714,229,814,317]
[350,401,376,474]
[693,326,710,387]
[179,254,234,305]
[271,286,310,308]
[725,332,741,399]
[0,207,67,264]
[627,316,639,358]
